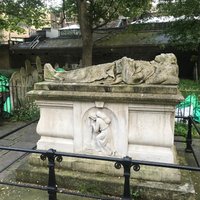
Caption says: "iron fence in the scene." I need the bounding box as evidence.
[184,116,200,167]
[0,82,200,199]
[0,83,34,120]
[0,79,10,120]
[176,92,200,124]
[0,115,200,200]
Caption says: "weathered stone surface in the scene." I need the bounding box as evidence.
[25,59,33,76]
[28,86,183,105]
[30,81,183,106]
[29,154,181,183]
[36,56,43,74]
[28,53,184,186]
[32,99,179,163]
[28,53,183,169]
[34,81,178,94]
[44,53,179,85]
[32,69,39,83]
[16,157,195,200]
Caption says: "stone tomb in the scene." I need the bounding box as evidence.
[30,54,181,162]
[25,54,195,198]
[32,84,181,164]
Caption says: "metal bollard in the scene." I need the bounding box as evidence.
[40,149,62,200]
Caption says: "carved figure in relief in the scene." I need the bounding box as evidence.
[89,111,114,155]
[44,53,179,85]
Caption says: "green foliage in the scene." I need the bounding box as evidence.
[49,0,76,27]
[175,122,200,138]
[48,0,152,66]
[78,183,101,196]
[0,69,17,78]
[49,0,152,30]
[176,79,200,137]
[11,100,40,122]
[179,79,200,98]
[175,123,188,137]
[89,0,151,29]
[132,189,140,199]
[179,79,200,91]
[0,0,47,32]
[158,0,200,50]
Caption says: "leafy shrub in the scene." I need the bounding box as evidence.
[174,123,188,137]
[179,79,200,98]
[175,122,200,138]
[11,100,39,121]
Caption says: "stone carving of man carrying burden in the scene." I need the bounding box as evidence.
[44,53,179,85]
[89,111,115,156]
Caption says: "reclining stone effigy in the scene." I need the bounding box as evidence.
[44,53,179,85]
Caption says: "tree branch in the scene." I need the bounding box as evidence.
[92,0,121,30]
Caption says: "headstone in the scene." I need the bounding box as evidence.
[36,56,43,74]
[10,58,44,109]
[32,69,39,83]
[25,59,33,76]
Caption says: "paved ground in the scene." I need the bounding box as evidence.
[175,137,200,200]
[0,120,39,180]
[0,120,200,199]
[0,121,99,200]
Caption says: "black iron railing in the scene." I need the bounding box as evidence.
[0,80,10,120]
[0,115,200,199]
[0,138,200,199]
[175,115,200,168]
[185,116,200,167]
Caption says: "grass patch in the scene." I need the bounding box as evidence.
[175,123,188,137]
[175,122,200,138]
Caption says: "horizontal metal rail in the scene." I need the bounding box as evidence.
[190,145,200,167]
[0,146,200,172]
[0,115,199,200]
[191,117,200,135]
[0,146,200,200]
[175,115,200,168]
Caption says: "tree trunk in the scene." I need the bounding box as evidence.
[77,0,93,67]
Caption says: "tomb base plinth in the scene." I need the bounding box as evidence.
[15,154,195,200]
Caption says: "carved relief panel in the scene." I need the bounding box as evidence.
[82,104,118,156]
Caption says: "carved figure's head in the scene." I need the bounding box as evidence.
[155,53,177,64]
[89,112,96,121]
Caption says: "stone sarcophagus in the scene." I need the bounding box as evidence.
[28,53,183,165]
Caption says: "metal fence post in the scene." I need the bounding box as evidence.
[41,149,58,200]
[115,156,140,200]
[185,116,193,153]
